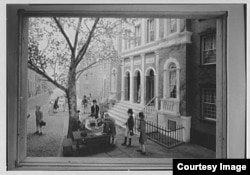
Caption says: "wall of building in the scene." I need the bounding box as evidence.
[187,18,217,151]
[27,69,52,98]
[158,44,188,115]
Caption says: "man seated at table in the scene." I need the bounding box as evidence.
[103,113,116,145]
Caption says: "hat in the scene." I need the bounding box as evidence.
[104,112,109,118]
[127,108,133,114]
[139,112,145,118]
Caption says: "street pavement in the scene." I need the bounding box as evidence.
[58,103,216,158]
[27,91,215,158]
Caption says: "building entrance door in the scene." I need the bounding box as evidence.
[124,72,130,101]
[134,71,141,103]
[146,69,154,104]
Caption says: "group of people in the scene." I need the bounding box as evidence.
[34,94,147,154]
[48,95,67,115]
[121,108,147,155]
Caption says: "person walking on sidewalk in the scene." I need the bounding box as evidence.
[121,108,134,147]
[35,105,44,136]
[137,112,147,155]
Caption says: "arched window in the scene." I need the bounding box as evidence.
[163,58,180,100]
[111,68,117,92]
[169,63,177,98]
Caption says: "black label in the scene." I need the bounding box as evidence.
[173,159,250,175]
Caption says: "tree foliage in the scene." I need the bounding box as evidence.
[28,16,140,137]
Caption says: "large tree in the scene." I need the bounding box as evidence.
[28,17,139,137]
[28,17,122,137]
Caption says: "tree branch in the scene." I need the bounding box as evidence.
[53,17,74,56]
[73,17,82,55]
[83,19,91,32]
[28,61,67,92]
[75,18,99,67]
[75,61,97,80]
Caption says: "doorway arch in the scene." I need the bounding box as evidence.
[133,69,142,103]
[145,67,156,104]
[124,70,131,101]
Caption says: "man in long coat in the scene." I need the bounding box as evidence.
[137,112,147,155]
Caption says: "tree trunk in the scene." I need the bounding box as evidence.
[66,66,78,138]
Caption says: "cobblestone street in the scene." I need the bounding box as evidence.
[27,91,68,157]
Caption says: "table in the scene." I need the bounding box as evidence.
[72,130,111,152]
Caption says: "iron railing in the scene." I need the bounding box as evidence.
[143,96,159,120]
[134,117,185,148]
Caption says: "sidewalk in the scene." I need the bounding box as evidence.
[58,106,215,158]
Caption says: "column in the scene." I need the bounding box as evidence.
[164,19,168,38]
[177,19,181,33]
[121,58,125,101]
[129,56,134,103]
[155,18,160,41]
[140,53,145,106]
[141,19,146,45]
[155,51,160,110]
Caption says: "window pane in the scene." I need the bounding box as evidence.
[169,63,177,98]
[203,88,216,120]
[170,19,177,33]
[202,34,216,64]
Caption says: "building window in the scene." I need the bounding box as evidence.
[168,120,176,131]
[170,18,177,33]
[124,29,131,50]
[146,19,155,43]
[135,24,141,46]
[111,68,117,92]
[202,88,216,121]
[169,63,177,98]
[201,34,216,64]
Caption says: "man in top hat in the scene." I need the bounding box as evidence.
[91,99,99,119]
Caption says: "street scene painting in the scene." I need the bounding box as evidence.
[26,16,217,158]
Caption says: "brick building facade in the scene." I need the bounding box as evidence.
[112,18,217,150]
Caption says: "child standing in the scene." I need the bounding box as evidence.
[35,105,43,136]
[137,112,147,155]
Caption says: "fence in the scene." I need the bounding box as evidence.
[134,117,185,149]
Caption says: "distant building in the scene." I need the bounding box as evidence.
[77,59,113,102]
[27,69,54,98]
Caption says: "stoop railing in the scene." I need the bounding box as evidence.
[143,96,159,120]
[134,117,185,148]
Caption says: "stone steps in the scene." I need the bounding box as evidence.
[108,101,144,128]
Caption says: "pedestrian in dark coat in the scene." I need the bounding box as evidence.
[91,100,99,119]
[121,108,134,147]
[53,97,59,113]
[137,112,147,155]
